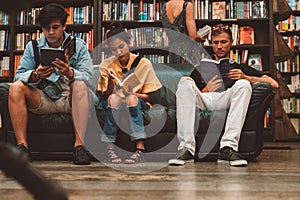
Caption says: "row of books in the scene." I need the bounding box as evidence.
[0,30,10,51]
[276,58,300,73]
[287,74,300,93]
[65,5,93,25]
[128,27,168,48]
[0,11,8,25]
[14,55,22,75]
[16,32,43,50]
[16,5,93,25]
[282,97,300,114]
[101,27,169,48]
[102,0,268,21]
[140,54,167,64]
[281,35,300,52]
[15,30,94,51]
[99,50,167,65]
[196,0,267,20]
[230,49,263,71]
[287,0,300,10]
[224,24,255,46]
[72,30,94,51]
[278,15,300,31]
[102,1,160,21]
[101,24,255,50]
[0,56,9,77]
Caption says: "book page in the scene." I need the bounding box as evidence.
[63,36,76,58]
[197,25,211,37]
[114,73,141,93]
[197,58,222,82]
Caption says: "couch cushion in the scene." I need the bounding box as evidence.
[150,63,194,107]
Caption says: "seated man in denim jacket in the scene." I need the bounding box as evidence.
[9,3,93,165]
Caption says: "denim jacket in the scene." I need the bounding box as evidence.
[14,32,93,99]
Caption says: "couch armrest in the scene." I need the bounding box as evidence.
[243,82,274,131]
[0,83,12,141]
[243,82,275,158]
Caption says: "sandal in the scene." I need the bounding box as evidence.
[106,149,122,163]
[124,150,144,164]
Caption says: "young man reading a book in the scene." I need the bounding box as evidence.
[169,24,279,166]
[9,3,93,165]
[97,22,162,164]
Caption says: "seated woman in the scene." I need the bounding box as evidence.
[97,22,162,164]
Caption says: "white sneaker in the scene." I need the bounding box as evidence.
[168,149,194,166]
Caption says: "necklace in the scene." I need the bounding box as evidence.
[122,67,128,74]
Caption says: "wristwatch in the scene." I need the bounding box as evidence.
[32,70,40,80]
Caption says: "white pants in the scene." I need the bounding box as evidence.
[176,78,252,155]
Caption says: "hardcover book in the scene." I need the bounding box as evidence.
[251,1,268,18]
[196,58,236,91]
[197,25,211,37]
[212,1,226,19]
[239,26,255,44]
[40,36,76,67]
[248,54,262,71]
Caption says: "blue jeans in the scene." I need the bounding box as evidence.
[101,99,147,143]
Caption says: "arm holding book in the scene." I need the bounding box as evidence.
[201,75,223,92]
[228,69,279,89]
[185,2,206,43]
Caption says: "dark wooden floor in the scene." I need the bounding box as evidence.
[1,142,300,200]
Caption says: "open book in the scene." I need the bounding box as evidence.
[197,25,212,37]
[196,58,236,91]
[40,36,76,67]
[113,73,141,93]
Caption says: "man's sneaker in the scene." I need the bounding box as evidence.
[217,146,248,166]
[73,145,91,165]
[16,143,31,161]
[168,148,194,166]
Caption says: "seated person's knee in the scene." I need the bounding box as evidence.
[108,94,122,108]
[125,94,138,107]
[9,81,28,96]
[71,80,88,96]
[180,76,194,82]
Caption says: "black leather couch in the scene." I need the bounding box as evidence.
[0,63,274,161]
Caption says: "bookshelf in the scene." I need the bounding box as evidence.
[0,0,98,82]
[0,11,10,80]
[276,2,300,136]
[98,0,274,70]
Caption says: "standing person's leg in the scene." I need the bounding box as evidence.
[8,81,41,156]
[70,80,91,165]
[124,94,146,164]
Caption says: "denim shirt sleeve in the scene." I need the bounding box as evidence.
[14,34,93,88]
[13,41,40,87]
[69,38,93,82]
